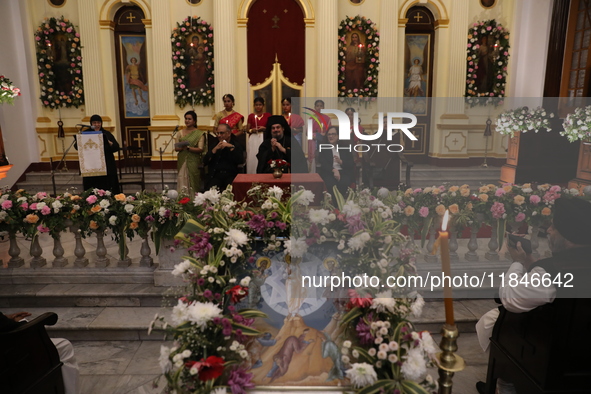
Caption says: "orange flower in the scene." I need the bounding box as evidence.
[89,220,99,230]
[115,193,126,202]
[479,194,489,202]
[513,195,525,206]
[404,188,413,197]
[449,204,459,214]
[522,183,531,189]
[541,207,552,216]
[404,206,415,216]
[91,205,102,213]
[503,185,512,193]
[131,214,141,223]
[487,184,496,190]
[129,222,139,230]
[460,184,470,189]
[25,214,39,224]
[448,186,459,192]
[479,186,489,193]
[466,202,473,211]
[431,188,440,195]
[539,184,550,191]
[460,188,471,197]
[435,204,446,216]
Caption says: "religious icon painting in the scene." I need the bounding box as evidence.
[342,30,368,93]
[120,35,150,118]
[186,34,208,92]
[48,0,66,7]
[239,242,348,387]
[403,34,430,116]
[480,0,497,9]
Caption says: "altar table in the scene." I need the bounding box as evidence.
[232,173,326,204]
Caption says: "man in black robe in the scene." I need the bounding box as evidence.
[256,115,307,174]
[203,123,244,190]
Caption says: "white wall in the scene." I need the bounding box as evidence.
[0,0,40,188]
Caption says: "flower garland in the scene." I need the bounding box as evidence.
[496,106,554,137]
[338,15,380,98]
[171,16,215,108]
[0,75,21,105]
[562,105,591,142]
[34,16,84,109]
[465,20,510,103]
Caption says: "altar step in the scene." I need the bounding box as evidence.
[405,164,502,188]
[16,168,179,194]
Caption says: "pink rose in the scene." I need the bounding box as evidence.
[180,84,185,89]
[495,189,506,197]
[550,185,561,193]
[37,225,50,233]
[86,195,97,204]
[515,212,526,222]
[30,203,38,210]
[20,202,29,210]
[419,207,429,218]
[529,195,541,205]
[41,206,51,215]
[491,202,506,219]
[1,200,12,209]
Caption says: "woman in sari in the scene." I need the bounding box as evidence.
[281,98,304,141]
[176,110,205,195]
[213,93,245,149]
[245,97,271,174]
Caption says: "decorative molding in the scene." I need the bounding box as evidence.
[398,0,449,21]
[437,123,490,130]
[37,136,47,156]
[141,18,152,27]
[398,18,409,27]
[444,131,467,152]
[36,117,52,123]
[434,19,449,28]
[237,18,248,27]
[151,115,180,122]
[440,114,469,120]
[81,116,112,122]
[36,127,81,134]
[100,0,151,21]
[99,20,115,30]
[237,0,314,21]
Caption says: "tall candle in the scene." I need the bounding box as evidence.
[440,210,454,326]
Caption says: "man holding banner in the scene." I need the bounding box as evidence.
[75,114,120,193]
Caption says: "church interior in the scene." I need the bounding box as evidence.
[1,0,591,393]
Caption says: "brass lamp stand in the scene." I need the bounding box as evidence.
[437,324,465,394]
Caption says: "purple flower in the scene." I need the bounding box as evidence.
[346,214,366,235]
[144,215,155,223]
[228,367,255,394]
[197,278,205,286]
[276,221,287,230]
[187,231,213,258]
[247,214,267,236]
[203,289,213,299]
[356,315,375,345]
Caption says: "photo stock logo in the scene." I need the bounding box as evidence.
[305,108,418,153]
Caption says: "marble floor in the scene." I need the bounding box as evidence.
[72,332,487,394]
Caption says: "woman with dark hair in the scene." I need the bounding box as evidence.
[281,98,304,141]
[175,110,205,195]
[318,126,355,198]
[245,97,271,173]
[74,114,120,193]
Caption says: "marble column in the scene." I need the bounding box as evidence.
[149,2,177,122]
[315,0,338,99]
[445,0,469,115]
[78,1,105,119]
[213,0,237,106]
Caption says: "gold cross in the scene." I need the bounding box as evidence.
[126,13,136,23]
[133,133,145,147]
[284,9,288,13]
[272,15,280,28]
[262,9,267,13]
[414,13,423,22]
[452,138,459,145]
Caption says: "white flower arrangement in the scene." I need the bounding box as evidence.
[561,105,591,142]
[495,106,554,137]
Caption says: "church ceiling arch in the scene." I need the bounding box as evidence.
[100,0,151,21]
[238,0,314,24]
[398,0,448,23]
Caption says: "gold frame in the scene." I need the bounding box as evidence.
[480,0,497,9]
[350,0,366,5]
[250,59,303,115]
[48,0,66,8]
[186,0,203,5]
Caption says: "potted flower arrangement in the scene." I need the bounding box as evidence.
[496,106,554,138]
[267,159,290,178]
[0,75,21,105]
[563,105,591,190]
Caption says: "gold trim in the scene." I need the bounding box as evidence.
[36,127,81,134]
[99,20,115,30]
[141,18,152,27]
[38,136,47,156]
[440,114,469,120]
[434,19,449,28]
[82,116,112,123]
[444,131,467,152]
[304,18,315,27]
[238,0,314,21]
[101,0,151,21]
[430,152,507,158]
[238,18,248,27]
[37,117,52,123]
[47,0,66,9]
[152,115,180,121]
[437,124,491,130]
[398,18,409,27]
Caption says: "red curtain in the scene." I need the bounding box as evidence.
[247,0,305,86]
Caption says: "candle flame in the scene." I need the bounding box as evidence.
[442,210,449,232]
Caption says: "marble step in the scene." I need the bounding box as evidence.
[0,283,175,308]
[0,298,495,341]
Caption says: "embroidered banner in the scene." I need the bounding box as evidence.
[77,132,107,177]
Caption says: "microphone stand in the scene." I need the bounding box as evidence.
[50,127,80,196]
[160,125,179,190]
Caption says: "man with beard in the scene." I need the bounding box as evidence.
[256,115,307,174]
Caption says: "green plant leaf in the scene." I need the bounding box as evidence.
[400,380,431,394]
[357,379,395,394]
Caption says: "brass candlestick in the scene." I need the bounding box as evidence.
[437,324,465,394]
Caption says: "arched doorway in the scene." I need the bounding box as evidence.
[403,6,435,164]
[247,0,305,114]
[113,5,151,154]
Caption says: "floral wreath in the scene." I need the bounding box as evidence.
[34,16,84,109]
[338,15,380,98]
[465,19,510,103]
[171,16,214,108]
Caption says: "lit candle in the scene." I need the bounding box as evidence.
[440,210,454,326]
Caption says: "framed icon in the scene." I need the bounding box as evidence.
[480,0,497,9]
[48,0,66,7]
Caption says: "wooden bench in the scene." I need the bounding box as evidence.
[484,299,591,394]
[0,312,65,394]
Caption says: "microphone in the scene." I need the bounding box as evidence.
[173,125,180,133]
[76,124,92,128]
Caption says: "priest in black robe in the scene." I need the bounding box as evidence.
[256,115,307,174]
